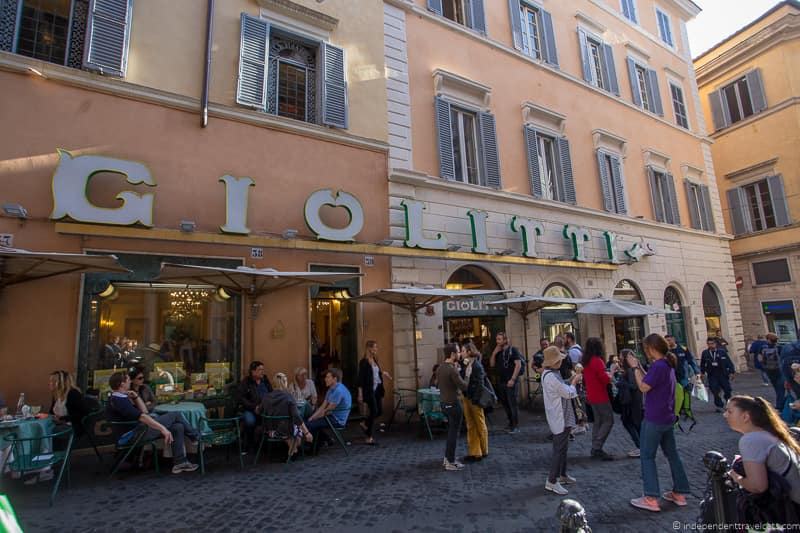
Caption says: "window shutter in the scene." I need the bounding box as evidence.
[524,126,542,198]
[627,58,642,107]
[767,175,792,226]
[83,0,134,77]
[596,151,614,212]
[235,13,269,110]
[647,167,665,222]
[478,111,501,189]
[709,89,728,130]
[684,180,701,229]
[508,0,522,50]
[322,42,348,129]
[700,184,715,232]
[602,43,619,95]
[647,68,664,116]
[610,155,627,214]
[666,173,680,225]
[557,137,576,205]
[427,0,443,15]
[466,0,486,34]
[0,0,21,52]
[578,29,593,83]
[746,68,767,114]
[435,97,455,181]
[540,9,559,67]
[621,0,632,20]
[727,188,750,235]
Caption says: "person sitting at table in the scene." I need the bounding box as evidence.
[261,373,313,459]
[306,368,351,447]
[288,367,317,412]
[236,361,273,453]
[48,370,89,437]
[106,371,200,474]
[129,365,156,412]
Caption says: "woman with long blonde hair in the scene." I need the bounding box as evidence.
[48,370,88,436]
[260,372,312,460]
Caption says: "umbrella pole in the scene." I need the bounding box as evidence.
[522,313,531,406]
[411,310,420,391]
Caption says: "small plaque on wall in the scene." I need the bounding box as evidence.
[0,234,13,247]
[271,320,286,339]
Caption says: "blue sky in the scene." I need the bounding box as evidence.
[687,0,783,57]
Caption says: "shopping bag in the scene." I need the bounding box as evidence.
[692,380,709,403]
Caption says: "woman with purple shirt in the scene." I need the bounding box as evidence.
[626,333,691,512]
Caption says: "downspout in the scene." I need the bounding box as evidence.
[201,0,215,128]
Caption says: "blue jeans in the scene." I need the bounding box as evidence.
[639,420,690,497]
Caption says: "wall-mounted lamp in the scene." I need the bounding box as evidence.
[446,244,461,252]
[179,220,196,233]
[98,282,118,300]
[496,249,515,256]
[2,203,28,219]
[376,239,394,246]
[27,67,45,78]
[214,287,231,301]
[282,229,299,240]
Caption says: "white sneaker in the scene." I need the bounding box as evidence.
[571,425,587,436]
[628,449,641,458]
[558,474,576,484]
[545,480,568,495]
[444,459,464,471]
[443,457,448,467]
[171,461,199,474]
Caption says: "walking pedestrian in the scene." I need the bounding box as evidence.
[541,346,582,495]
[437,343,468,471]
[617,349,643,457]
[628,334,691,512]
[666,335,698,429]
[357,340,392,445]
[461,342,489,462]
[700,337,736,413]
[758,333,785,410]
[565,332,583,364]
[749,334,771,387]
[582,337,614,461]
[490,332,523,434]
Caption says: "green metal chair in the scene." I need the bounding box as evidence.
[386,388,419,431]
[418,390,447,441]
[253,415,304,465]
[108,420,161,478]
[198,416,243,474]
[312,406,350,456]
[1,426,74,506]
[79,408,107,464]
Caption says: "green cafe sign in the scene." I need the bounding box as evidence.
[49,150,655,264]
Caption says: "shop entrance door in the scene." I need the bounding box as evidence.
[444,315,507,356]
[763,300,798,343]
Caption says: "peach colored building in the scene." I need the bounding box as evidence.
[382,0,745,391]
[695,1,800,344]
[0,0,394,408]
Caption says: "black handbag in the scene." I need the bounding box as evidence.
[478,377,497,409]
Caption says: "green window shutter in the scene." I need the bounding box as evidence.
[646,68,663,116]
[478,111,501,189]
[647,167,665,222]
[508,0,522,50]
[83,0,134,77]
[578,29,592,82]
[746,68,767,114]
[666,173,680,225]
[596,151,614,212]
[524,126,542,198]
[684,180,701,229]
[321,42,348,128]
[466,0,486,34]
[700,184,715,232]
[557,137,576,205]
[727,188,750,235]
[540,9,559,67]
[709,89,728,130]
[602,43,619,95]
[767,175,792,226]
[610,155,626,214]
[427,0,443,15]
[235,13,269,110]
[435,97,455,180]
[0,0,22,52]
[627,58,642,107]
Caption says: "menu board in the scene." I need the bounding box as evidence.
[190,373,209,391]
[152,362,186,385]
[93,368,124,394]
[205,362,230,389]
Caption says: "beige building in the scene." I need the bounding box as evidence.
[695,0,800,344]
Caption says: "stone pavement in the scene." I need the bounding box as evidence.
[6,371,771,533]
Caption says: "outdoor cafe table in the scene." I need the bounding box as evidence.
[153,402,212,434]
[0,417,55,471]
[416,388,441,416]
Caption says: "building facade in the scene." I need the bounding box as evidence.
[0,0,395,406]
[695,1,800,345]
[383,0,745,390]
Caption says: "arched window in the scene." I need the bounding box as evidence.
[703,283,723,336]
[443,266,505,352]
[613,280,645,355]
[544,283,574,299]
[541,283,579,343]
[614,280,643,302]
[664,286,687,346]
[446,265,502,290]
[268,33,317,122]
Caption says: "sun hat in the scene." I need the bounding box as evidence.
[543,346,565,368]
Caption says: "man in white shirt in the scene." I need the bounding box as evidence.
[565,332,582,364]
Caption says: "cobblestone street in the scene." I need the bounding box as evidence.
[7,371,766,533]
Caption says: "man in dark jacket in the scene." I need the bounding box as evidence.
[237,361,272,451]
[490,332,523,434]
[700,337,736,412]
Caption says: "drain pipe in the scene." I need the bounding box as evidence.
[201,0,215,128]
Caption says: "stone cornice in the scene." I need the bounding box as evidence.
[256,0,338,31]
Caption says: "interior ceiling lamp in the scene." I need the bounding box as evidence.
[168,288,210,320]
[2,203,28,219]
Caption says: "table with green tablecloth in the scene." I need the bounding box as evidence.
[0,417,55,453]
[153,402,211,434]
[416,388,441,416]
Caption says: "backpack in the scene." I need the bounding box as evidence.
[761,345,781,371]
[503,346,525,379]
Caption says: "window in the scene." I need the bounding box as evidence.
[647,168,680,225]
[636,65,650,109]
[509,1,558,66]
[656,8,673,47]
[621,0,637,23]
[524,126,576,204]
[684,180,714,231]
[597,151,627,214]
[579,30,619,94]
[744,180,777,232]
[520,3,541,59]
[670,82,689,129]
[442,0,467,25]
[236,15,348,129]
[627,57,663,115]
[428,0,486,33]
[753,259,791,285]
[727,176,791,235]
[709,70,767,130]
[450,107,481,185]
[0,0,133,77]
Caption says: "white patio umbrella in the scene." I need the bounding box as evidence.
[350,287,510,389]
[576,299,678,317]
[0,246,129,289]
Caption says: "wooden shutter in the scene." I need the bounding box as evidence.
[558,137,576,205]
[627,58,642,107]
[427,0,443,15]
[700,184,715,232]
[540,9,559,67]
[647,68,664,116]
[746,69,767,114]
[83,0,133,77]
[0,0,21,52]
[322,42,348,128]
[622,0,635,22]
[767,175,791,226]
[727,187,750,235]
[666,173,680,225]
[235,13,269,110]
[709,89,728,130]
[602,43,619,95]
[508,0,522,50]
[466,0,486,34]
[578,29,593,83]
[524,126,542,198]
[478,111,501,189]
[610,155,627,214]
[647,167,665,222]
[435,97,455,181]
[684,180,701,229]
[597,151,614,212]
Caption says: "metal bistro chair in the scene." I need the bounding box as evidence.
[254,415,303,465]
[108,420,161,478]
[386,388,419,431]
[80,408,107,464]
[418,390,447,441]
[1,426,74,506]
[198,416,243,474]
[312,406,350,456]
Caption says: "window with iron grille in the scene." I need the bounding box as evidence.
[269,34,317,124]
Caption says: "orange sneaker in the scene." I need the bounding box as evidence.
[663,491,687,506]
[630,496,660,512]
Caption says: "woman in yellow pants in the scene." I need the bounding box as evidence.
[461,342,489,462]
